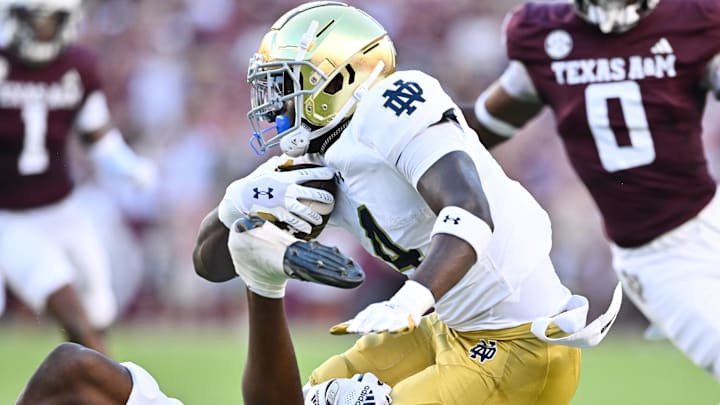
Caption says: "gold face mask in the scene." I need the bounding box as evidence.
[247,1,396,156]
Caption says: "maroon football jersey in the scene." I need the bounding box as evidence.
[506,0,720,247]
[0,45,103,209]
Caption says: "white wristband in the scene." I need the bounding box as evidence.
[431,206,493,259]
[389,280,435,321]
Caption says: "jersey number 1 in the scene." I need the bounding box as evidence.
[18,102,50,175]
[584,80,655,172]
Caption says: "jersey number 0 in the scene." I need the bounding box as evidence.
[585,80,656,172]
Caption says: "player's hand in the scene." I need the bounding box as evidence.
[228,215,302,299]
[219,157,335,235]
[330,301,419,335]
[228,215,365,299]
[130,157,157,191]
[330,280,435,335]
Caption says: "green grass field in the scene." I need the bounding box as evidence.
[1,322,718,404]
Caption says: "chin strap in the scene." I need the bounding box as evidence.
[311,117,351,154]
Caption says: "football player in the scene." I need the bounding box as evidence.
[194,2,623,404]
[0,0,155,353]
[462,0,720,381]
[17,216,390,405]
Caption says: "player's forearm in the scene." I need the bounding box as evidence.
[464,76,543,149]
[243,291,304,405]
[410,233,477,301]
[414,152,494,299]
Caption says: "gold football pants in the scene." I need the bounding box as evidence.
[310,313,580,404]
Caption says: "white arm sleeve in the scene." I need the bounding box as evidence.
[89,129,156,188]
[473,90,520,138]
[75,90,111,133]
[498,60,540,102]
[706,53,720,98]
[396,121,467,188]
[472,61,540,138]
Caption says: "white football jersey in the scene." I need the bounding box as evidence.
[317,70,572,331]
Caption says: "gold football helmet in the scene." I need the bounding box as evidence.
[247,1,396,157]
[0,0,82,63]
[573,0,660,33]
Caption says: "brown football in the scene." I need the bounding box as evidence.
[276,163,337,240]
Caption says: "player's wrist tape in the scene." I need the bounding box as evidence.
[431,206,493,259]
[389,280,435,319]
[474,91,518,138]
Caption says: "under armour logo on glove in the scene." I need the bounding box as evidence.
[443,215,461,225]
[469,339,497,363]
[253,187,274,199]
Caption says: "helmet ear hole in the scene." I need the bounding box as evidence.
[323,73,344,95]
[346,65,355,85]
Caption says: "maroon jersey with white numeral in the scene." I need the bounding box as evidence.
[505,0,720,247]
[0,45,102,209]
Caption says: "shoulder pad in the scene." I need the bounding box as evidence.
[349,70,458,163]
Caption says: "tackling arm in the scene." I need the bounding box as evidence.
[242,291,305,405]
[77,91,156,189]
[461,61,544,149]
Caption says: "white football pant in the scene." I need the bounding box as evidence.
[611,191,720,381]
[0,192,117,329]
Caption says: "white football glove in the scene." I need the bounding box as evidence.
[128,156,158,191]
[218,156,335,235]
[330,280,435,335]
[304,373,392,405]
[227,216,301,298]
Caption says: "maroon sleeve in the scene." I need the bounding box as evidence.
[698,0,720,56]
[503,4,531,62]
[698,0,720,23]
[65,45,104,96]
[503,3,574,65]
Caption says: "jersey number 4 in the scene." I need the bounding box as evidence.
[358,205,423,272]
[17,101,50,175]
[585,80,655,172]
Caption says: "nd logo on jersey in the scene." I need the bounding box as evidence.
[469,340,497,363]
[382,80,426,116]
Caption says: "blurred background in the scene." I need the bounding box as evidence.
[2,0,720,403]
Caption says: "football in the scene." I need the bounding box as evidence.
[276,163,337,240]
